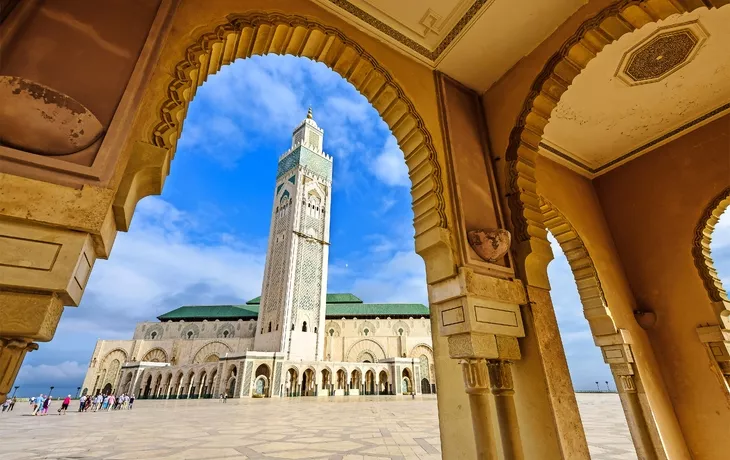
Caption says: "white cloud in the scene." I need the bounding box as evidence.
[81,197,266,323]
[17,361,87,384]
[371,136,410,187]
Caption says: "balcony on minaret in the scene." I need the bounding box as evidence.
[291,107,324,154]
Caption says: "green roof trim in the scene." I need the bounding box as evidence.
[159,296,427,321]
[325,303,428,317]
[158,304,259,321]
[246,293,363,305]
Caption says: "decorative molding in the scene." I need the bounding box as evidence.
[540,102,730,176]
[505,0,729,250]
[145,12,446,240]
[692,187,730,307]
[539,197,618,337]
[324,0,491,61]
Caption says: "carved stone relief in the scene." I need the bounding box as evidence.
[467,228,511,262]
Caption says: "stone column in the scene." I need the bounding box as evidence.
[430,268,527,460]
[459,358,497,460]
[0,217,97,404]
[598,331,666,460]
[487,360,523,460]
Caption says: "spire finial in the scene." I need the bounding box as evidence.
[307,107,313,119]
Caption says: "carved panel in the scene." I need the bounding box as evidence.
[616,21,708,86]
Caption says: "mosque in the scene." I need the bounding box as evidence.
[80,111,434,399]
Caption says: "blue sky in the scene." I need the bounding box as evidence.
[13,55,730,397]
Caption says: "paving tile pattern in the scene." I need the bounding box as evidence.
[0,394,636,459]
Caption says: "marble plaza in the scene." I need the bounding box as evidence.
[0,394,635,460]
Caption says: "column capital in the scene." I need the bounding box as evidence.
[459,358,490,395]
[0,337,39,403]
[487,359,515,394]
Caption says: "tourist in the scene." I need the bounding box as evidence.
[84,396,92,412]
[32,394,43,415]
[223,392,228,403]
[9,397,16,411]
[219,393,224,402]
[101,394,109,410]
[79,395,86,412]
[41,396,51,415]
[1,399,9,412]
[129,394,135,409]
[106,394,115,411]
[59,395,71,414]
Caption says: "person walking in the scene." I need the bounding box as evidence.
[106,394,115,411]
[32,395,43,416]
[78,395,86,412]
[223,392,228,403]
[1,399,9,413]
[9,397,16,411]
[41,396,51,415]
[128,394,135,410]
[59,395,71,414]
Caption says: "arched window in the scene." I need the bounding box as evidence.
[302,321,308,332]
[223,330,229,338]
[187,331,193,339]
[363,328,369,336]
[276,324,279,330]
[150,331,157,339]
[398,328,404,336]
[329,329,334,336]
[291,323,295,331]
[268,322,272,332]
[314,327,318,333]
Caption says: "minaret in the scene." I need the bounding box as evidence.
[254,108,332,361]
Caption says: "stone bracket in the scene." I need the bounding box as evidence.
[0,217,96,306]
[697,325,730,365]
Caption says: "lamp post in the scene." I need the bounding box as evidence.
[595,381,600,392]
[605,381,611,392]
[77,386,81,398]
[49,386,54,398]
[11,386,19,398]
[411,357,415,399]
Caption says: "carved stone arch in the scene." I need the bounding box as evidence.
[346,339,387,362]
[100,349,129,368]
[216,323,235,339]
[325,321,341,337]
[116,12,449,256]
[144,324,164,340]
[392,320,411,336]
[504,0,730,280]
[193,341,233,364]
[358,320,377,336]
[539,197,618,337]
[142,347,169,363]
[693,187,730,319]
[409,343,433,359]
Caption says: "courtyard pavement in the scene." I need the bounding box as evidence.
[0,393,635,459]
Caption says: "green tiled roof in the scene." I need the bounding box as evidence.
[246,293,362,305]
[325,303,428,317]
[158,294,427,321]
[158,304,259,321]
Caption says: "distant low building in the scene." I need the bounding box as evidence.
[80,111,434,399]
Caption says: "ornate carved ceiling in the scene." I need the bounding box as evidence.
[312,0,587,92]
[541,7,730,178]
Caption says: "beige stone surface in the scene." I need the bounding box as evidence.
[0,394,635,459]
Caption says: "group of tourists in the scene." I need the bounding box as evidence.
[77,393,134,412]
[1,397,17,412]
[28,394,72,415]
